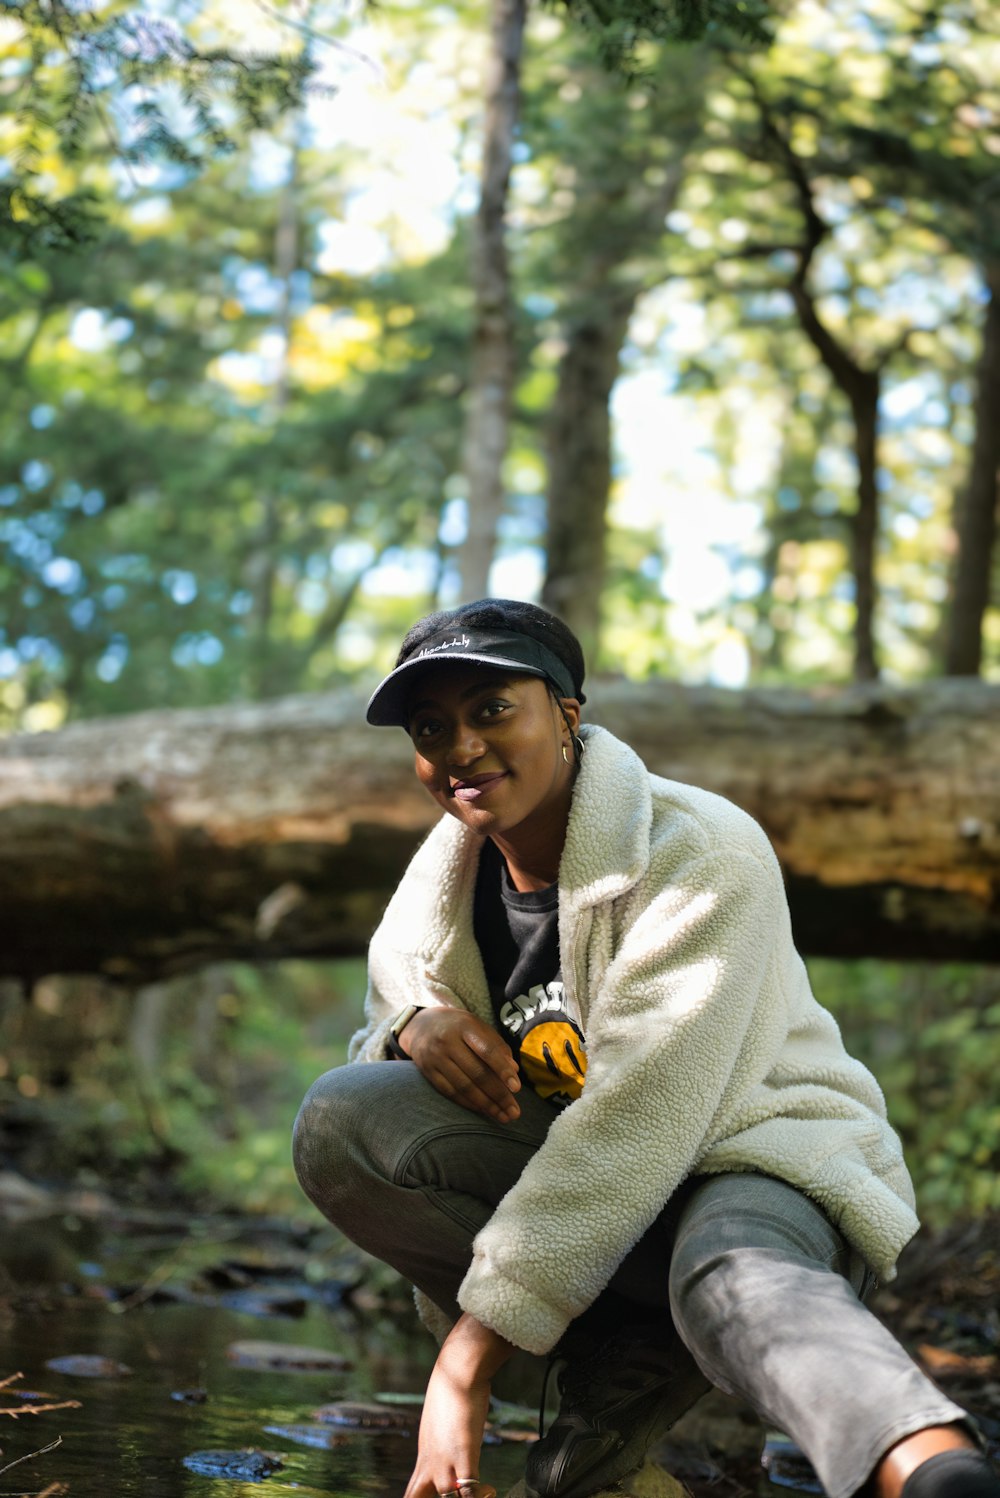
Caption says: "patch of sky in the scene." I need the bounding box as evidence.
[0,648,19,678]
[524,293,557,318]
[438,497,467,548]
[162,568,198,604]
[639,555,661,581]
[229,590,254,616]
[231,263,284,316]
[18,635,62,668]
[70,598,96,630]
[815,490,841,516]
[22,460,52,492]
[732,563,763,599]
[511,141,531,164]
[173,632,224,668]
[892,513,920,541]
[746,290,790,320]
[103,585,127,609]
[214,350,270,387]
[489,548,543,602]
[111,159,190,195]
[305,553,328,582]
[297,580,327,615]
[0,486,17,506]
[30,405,55,430]
[96,639,129,683]
[833,577,853,602]
[42,558,82,593]
[10,527,52,565]
[500,492,546,538]
[82,489,105,516]
[103,554,150,580]
[909,41,941,65]
[777,487,801,511]
[317,219,391,278]
[129,195,172,225]
[248,136,292,193]
[455,176,481,217]
[362,546,439,598]
[331,538,376,576]
[708,634,749,689]
[69,309,134,352]
[21,586,41,608]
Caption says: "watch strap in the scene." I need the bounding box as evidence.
[387,1004,424,1059]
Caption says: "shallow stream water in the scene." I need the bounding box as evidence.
[0,1209,537,1498]
[0,1207,819,1498]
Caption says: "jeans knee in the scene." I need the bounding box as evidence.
[668,1241,765,1372]
[292,1068,362,1213]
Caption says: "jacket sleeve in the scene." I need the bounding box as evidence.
[458,842,789,1354]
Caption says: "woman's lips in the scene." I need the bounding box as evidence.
[451,772,509,802]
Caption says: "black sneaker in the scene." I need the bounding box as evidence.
[524,1323,709,1498]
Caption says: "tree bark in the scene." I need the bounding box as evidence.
[541,302,633,660]
[945,262,1000,676]
[455,0,527,601]
[2,680,998,981]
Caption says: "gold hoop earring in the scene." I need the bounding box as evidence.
[562,744,571,764]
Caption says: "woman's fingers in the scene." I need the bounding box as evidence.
[404,1011,521,1121]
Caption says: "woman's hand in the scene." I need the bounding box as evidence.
[401,1009,521,1124]
[403,1314,514,1498]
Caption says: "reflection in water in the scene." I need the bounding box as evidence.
[0,1214,535,1498]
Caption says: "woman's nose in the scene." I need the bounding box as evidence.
[448,722,487,765]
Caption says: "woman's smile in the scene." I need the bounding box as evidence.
[404,664,581,890]
[451,771,510,802]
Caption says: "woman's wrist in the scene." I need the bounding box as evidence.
[440,1313,515,1381]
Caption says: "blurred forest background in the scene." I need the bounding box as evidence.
[1,0,998,1229]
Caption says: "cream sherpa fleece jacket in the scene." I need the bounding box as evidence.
[348,724,919,1356]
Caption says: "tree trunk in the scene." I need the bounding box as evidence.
[247,128,301,696]
[456,0,527,601]
[945,262,1000,676]
[788,276,883,683]
[2,680,999,981]
[850,383,881,681]
[541,133,691,659]
[541,302,633,659]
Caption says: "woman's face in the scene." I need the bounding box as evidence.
[405,665,581,843]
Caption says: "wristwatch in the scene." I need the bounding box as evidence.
[387,1004,424,1060]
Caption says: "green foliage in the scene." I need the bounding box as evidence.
[1,0,315,249]
[552,0,774,73]
[809,960,1000,1223]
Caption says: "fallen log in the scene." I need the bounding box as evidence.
[1,679,998,982]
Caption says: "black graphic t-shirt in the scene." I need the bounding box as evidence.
[473,840,587,1108]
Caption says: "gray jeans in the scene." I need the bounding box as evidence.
[293,1061,966,1498]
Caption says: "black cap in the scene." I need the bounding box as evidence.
[366,625,580,728]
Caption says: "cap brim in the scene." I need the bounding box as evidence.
[366,653,550,728]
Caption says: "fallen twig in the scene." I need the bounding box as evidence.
[0,1402,82,1418]
[0,1435,63,1477]
[0,1373,24,1392]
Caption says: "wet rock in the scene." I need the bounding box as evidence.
[182,1448,284,1480]
[312,1401,419,1432]
[761,1435,822,1493]
[171,1388,209,1404]
[263,1422,348,1449]
[226,1338,352,1371]
[46,1354,133,1378]
[218,1288,308,1318]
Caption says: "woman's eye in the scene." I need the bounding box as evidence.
[480,700,510,719]
[413,719,442,740]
